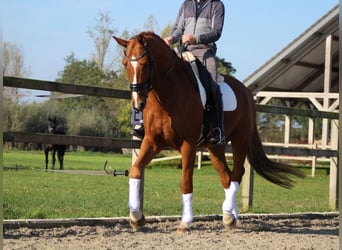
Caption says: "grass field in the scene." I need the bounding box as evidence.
[3,149,333,219]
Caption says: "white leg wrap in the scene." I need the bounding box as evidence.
[181,193,193,224]
[128,178,141,212]
[222,181,239,219]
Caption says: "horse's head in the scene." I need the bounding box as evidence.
[48,117,57,133]
[113,33,153,112]
[48,117,66,135]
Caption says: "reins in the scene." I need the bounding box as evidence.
[161,54,177,79]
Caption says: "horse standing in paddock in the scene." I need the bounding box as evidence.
[113,31,305,233]
[44,117,66,170]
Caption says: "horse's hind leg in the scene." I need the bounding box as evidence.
[208,145,239,229]
[44,147,49,170]
[57,149,64,170]
[208,145,231,188]
[220,140,249,228]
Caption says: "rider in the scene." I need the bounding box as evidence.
[164,0,225,145]
[132,0,225,145]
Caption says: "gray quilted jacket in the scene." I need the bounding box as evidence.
[170,0,225,53]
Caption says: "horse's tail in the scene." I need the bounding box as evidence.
[247,126,305,189]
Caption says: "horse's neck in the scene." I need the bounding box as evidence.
[56,130,65,135]
[147,37,201,109]
[52,127,65,135]
[150,60,200,112]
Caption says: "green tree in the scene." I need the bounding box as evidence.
[55,53,126,138]
[87,10,118,72]
[3,98,23,132]
[160,23,173,39]
[216,56,236,76]
[56,53,113,110]
[257,99,286,142]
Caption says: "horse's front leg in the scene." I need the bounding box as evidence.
[177,142,197,233]
[128,140,159,230]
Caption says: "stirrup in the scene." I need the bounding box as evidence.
[131,124,145,139]
[210,127,225,145]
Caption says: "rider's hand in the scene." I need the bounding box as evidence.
[164,36,173,46]
[182,34,197,45]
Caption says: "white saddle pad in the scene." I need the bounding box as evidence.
[197,76,237,111]
[220,82,237,111]
[180,51,237,112]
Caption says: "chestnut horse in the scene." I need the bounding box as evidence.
[113,31,304,233]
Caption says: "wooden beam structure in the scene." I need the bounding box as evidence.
[3,132,338,158]
[3,132,141,149]
[4,77,338,120]
[4,76,130,99]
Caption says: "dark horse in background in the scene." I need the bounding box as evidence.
[113,32,305,233]
[44,117,66,170]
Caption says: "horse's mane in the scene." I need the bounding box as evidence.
[136,31,175,54]
[134,31,199,91]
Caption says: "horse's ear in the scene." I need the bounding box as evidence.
[113,36,128,48]
[48,117,52,121]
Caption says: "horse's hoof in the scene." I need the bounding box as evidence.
[176,221,190,233]
[222,214,237,230]
[130,215,146,230]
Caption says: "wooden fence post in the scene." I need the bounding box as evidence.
[241,160,254,211]
[284,115,290,146]
[311,143,317,177]
[197,151,202,169]
[329,119,338,210]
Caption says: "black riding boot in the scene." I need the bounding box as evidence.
[131,111,145,139]
[210,85,225,145]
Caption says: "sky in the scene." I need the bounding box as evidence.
[3,0,339,100]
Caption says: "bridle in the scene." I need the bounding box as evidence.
[124,37,177,100]
[124,48,152,97]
